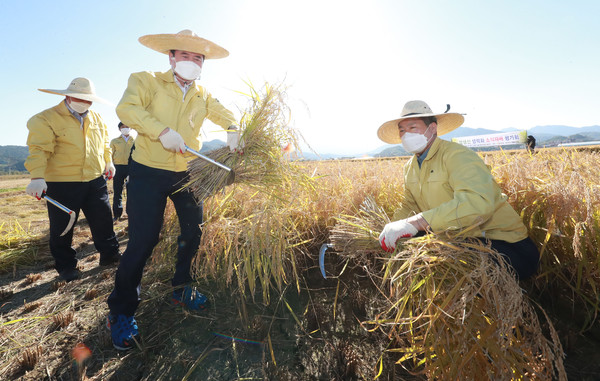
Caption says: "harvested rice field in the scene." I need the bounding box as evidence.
[3,87,600,380]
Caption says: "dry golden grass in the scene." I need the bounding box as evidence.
[153,146,598,379]
[489,149,600,329]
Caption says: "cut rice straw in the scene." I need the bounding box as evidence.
[186,81,312,201]
[329,197,566,380]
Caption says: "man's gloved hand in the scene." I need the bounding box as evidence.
[26,178,47,200]
[226,126,243,152]
[378,219,418,252]
[104,162,116,180]
[159,128,186,153]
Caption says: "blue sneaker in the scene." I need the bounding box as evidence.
[171,286,209,312]
[107,314,139,351]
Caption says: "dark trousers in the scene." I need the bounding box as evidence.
[107,160,203,316]
[480,236,540,280]
[112,164,129,218]
[46,176,119,273]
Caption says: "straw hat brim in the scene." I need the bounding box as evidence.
[377,113,465,144]
[38,89,112,105]
[139,34,229,59]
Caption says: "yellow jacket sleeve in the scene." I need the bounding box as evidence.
[101,119,112,165]
[206,93,237,129]
[116,72,168,139]
[420,147,497,231]
[110,139,116,161]
[25,113,54,179]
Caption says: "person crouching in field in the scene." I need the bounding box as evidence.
[24,78,121,282]
[106,30,242,351]
[376,100,539,280]
[109,122,134,221]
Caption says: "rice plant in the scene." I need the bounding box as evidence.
[489,149,600,330]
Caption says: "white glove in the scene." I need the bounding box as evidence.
[26,178,47,200]
[159,128,186,153]
[226,127,243,152]
[378,219,418,252]
[104,162,116,180]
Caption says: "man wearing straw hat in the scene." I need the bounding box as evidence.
[377,100,539,280]
[106,30,240,350]
[24,77,121,282]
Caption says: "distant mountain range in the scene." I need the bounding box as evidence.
[3,125,600,171]
[0,140,227,174]
[318,125,600,159]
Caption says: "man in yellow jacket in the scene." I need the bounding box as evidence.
[24,78,121,282]
[377,100,539,280]
[107,30,241,350]
[109,122,135,221]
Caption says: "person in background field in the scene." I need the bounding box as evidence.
[106,30,242,350]
[109,122,135,221]
[526,135,536,154]
[24,78,121,282]
[376,100,539,281]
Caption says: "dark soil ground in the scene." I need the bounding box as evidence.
[3,217,600,380]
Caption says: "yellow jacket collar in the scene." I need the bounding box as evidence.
[156,69,176,84]
[417,137,442,164]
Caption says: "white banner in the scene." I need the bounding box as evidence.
[452,131,527,148]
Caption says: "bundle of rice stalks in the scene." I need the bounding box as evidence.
[380,237,565,380]
[329,198,566,380]
[186,82,312,201]
[194,191,311,304]
[329,196,387,261]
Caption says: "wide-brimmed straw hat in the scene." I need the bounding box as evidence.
[139,29,229,59]
[38,77,111,104]
[377,100,465,144]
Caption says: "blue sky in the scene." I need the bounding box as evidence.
[1,0,598,155]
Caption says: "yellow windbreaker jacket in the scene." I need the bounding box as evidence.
[25,101,111,182]
[110,136,135,165]
[116,70,237,172]
[394,138,528,243]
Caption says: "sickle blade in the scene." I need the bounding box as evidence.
[319,244,332,279]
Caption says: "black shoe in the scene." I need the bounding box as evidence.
[59,268,81,282]
[100,252,121,266]
[112,216,121,223]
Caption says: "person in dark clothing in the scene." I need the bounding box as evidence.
[526,135,536,154]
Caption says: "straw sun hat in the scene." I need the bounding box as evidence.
[377,100,465,144]
[139,29,229,59]
[39,77,111,104]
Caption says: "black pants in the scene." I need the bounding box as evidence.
[46,176,119,273]
[479,236,540,280]
[107,160,203,316]
[112,164,129,219]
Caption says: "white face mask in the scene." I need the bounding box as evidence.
[401,125,431,154]
[69,100,91,114]
[174,60,202,80]
[121,128,131,135]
